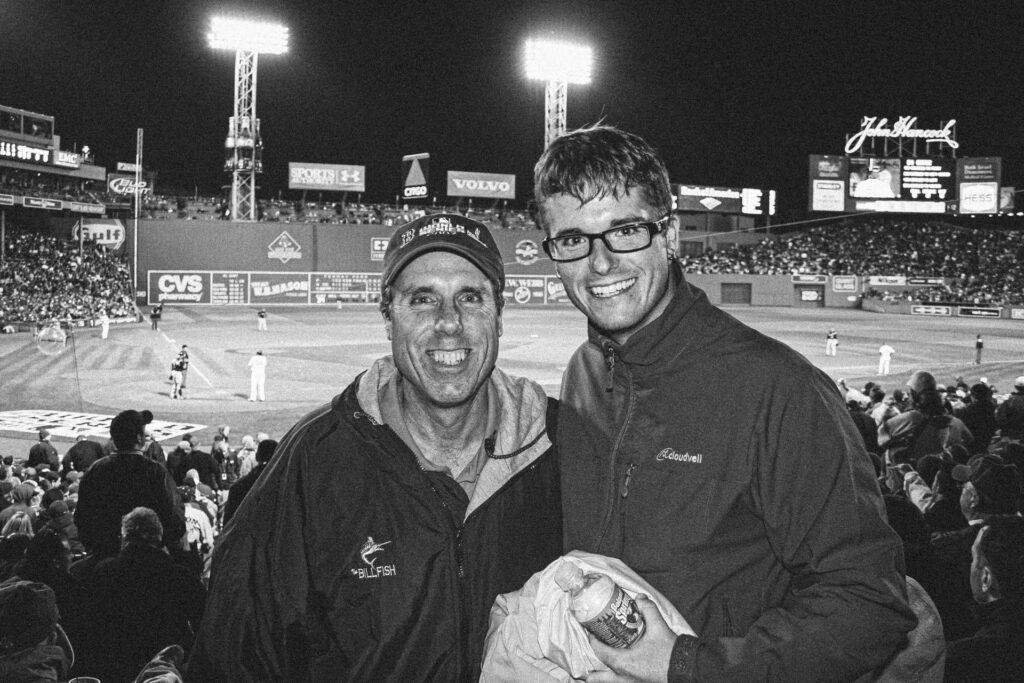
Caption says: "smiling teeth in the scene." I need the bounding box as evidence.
[431,349,468,365]
[590,278,636,298]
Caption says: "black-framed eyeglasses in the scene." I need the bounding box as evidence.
[542,215,671,263]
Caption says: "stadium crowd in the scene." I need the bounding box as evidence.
[679,217,1024,305]
[0,231,135,326]
[0,412,277,682]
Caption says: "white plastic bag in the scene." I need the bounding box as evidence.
[480,550,696,682]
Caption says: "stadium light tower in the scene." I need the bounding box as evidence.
[207,17,289,221]
[524,38,593,149]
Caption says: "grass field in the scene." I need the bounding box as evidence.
[1,300,1022,454]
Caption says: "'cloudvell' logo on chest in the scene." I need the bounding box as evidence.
[655,448,703,464]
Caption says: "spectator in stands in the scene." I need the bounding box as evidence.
[181,437,220,491]
[945,515,1024,682]
[26,430,59,472]
[222,438,276,526]
[957,383,999,455]
[73,409,185,563]
[0,579,74,683]
[234,434,257,479]
[38,500,84,558]
[8,529,72,612]
[0,533,31,581]
[878,370,973,464]
[66,506,205,683]
[60,432,103,474]
[884,494,974,641]
[1,512,34,538]
[141,412,167,467]
[904,456,968,534]
[932,455,1021,615]
[995,376,1024,442]
[166,440,189,485]
[0,485,38,530]
[846,400,881,474]
[869,386,899,426]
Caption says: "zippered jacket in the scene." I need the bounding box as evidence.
[558,265,915,682]
[187,357,562,682]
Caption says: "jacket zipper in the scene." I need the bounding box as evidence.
[620,462,638,498]
[594,350,636,549]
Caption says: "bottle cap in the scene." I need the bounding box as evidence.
[553,560,583,591]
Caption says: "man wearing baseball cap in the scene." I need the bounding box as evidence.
[190,214,561,680]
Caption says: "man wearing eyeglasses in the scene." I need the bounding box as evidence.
[532,126,914,682]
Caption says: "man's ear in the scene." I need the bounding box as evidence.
[980,565,995,595]
[665,213,679,260]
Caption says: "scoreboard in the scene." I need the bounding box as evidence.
[809,155,1002,214]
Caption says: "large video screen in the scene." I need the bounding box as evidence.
[809,155,959,214]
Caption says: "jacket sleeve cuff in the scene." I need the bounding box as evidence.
[668,634,699,683]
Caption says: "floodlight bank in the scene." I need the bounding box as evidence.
[524,39,593,84]
[208,17,289,54]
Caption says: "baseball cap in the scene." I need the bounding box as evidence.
[38,428,50,440]
[1015,376,1024,389]
[953,454,1021,515]
[906,370,937,394]
[381,213,505,294]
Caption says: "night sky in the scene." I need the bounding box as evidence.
[3,1,1022,215]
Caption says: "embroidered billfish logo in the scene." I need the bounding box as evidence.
[360,536,391,569]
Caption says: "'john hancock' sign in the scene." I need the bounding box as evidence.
[845,117,958,155]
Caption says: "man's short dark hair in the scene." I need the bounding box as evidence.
[110,410,146,451]
[978,515,1024,600]
[532,125,673,232]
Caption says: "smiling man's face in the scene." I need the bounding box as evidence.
[386,251,502,409]
[539,187,676,345]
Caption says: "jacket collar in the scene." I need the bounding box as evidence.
[586,261,703,367]
[352,357,552,516]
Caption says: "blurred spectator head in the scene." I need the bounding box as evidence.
[915,454,944,488]
[2,511,34,538]
[255,439,278,465]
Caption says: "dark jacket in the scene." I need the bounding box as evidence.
[879,409,973,464]
[74,451,186,558]
[182,449,220,490]
[27,441,59,471]
[558,266,915,682]
[221,462,266,526]
[187,360,562,682]
[66,543,205,683]
[945,598,1024,682]
[61,439,104,473]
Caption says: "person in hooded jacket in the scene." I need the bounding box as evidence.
[879,370,974,465]
[187,214,562,682]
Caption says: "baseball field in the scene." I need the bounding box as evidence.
[1,301,1021,454]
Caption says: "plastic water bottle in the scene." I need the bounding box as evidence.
[553,561,645,648]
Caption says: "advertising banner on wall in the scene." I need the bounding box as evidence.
[310,272,382,304]
[504,276,547,305]
[72,218,126,251]
[288,162,365,192]
[148,272,211,304]
[249,273,311,303]
[446,171,516,199]
[401,153,429,200]
[107,172,151,196]
[957,157,1001,214]
[674,185,774,215]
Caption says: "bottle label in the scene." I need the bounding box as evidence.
[580,584,646,648]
